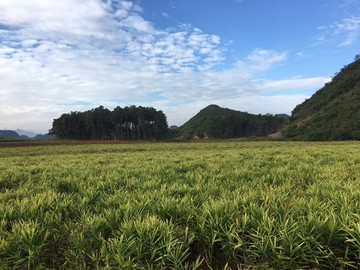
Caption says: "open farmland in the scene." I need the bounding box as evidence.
[0,141,359,269]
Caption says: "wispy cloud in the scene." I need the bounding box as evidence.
[162,12,170,18]
[340,0,360,8]
[0,0,328,132]
[315,15,360,46]
[335,16,360,46]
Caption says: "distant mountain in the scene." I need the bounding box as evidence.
[275,114,291,120]
[0,130,20,138]
[179,104,288,139]
[283,56,360,140]
[15,129,39,138]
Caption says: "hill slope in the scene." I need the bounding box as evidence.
[180,105,288,139]
[283,57,360,140]
[0,130,20,138]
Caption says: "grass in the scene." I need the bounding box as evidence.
[0,141,359,269]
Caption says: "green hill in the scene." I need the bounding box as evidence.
[179,105,288,139]
[283,56,360,140]
[0,130,20,139]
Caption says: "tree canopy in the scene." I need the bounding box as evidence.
[50,105,168,140]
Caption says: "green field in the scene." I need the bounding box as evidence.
[0,141,359,269]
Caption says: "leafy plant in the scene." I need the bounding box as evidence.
[0,141,359,269]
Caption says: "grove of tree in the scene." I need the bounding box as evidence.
[50,105,168,140]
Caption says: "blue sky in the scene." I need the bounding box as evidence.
[0,0,359,133]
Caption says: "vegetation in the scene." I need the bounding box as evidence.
[50,105,168,140]
[283,56,360,140]
[50,104,288,141]
[179,105,288,139]
[0,141,359,269]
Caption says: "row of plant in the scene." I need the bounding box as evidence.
[0,141,359,269]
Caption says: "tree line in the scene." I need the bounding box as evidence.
[50,105,168,140]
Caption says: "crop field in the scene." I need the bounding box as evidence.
[0,141,359,269]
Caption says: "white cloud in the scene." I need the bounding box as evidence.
[246,49,288,71]
[124,15,155,32]
[0,0,107,38]
[0,0,328,133]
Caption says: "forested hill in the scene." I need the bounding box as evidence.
[179,105,288,139]
[283,56,360,140]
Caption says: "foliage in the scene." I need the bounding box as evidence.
[283,56,360,140]
[179,105,288,139]
[50,105,168,140]
[0,141,360,269]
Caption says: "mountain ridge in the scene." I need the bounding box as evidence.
[15,129,39,138]
[0,129,45,139]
